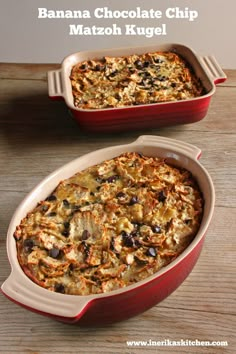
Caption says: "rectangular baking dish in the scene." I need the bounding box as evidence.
[48,43,226,133]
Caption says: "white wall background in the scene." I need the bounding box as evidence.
[0,0,235,68]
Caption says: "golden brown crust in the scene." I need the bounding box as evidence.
[70,51,205,109]
[15,153,203,295]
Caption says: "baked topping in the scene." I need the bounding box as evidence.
[14,152,203,295]
[70,51,205,109]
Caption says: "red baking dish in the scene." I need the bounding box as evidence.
[1,135,215,325]
[47,43,226,133]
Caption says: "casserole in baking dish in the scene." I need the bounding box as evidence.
[1,135,215,325]
[13,152,203,296]
[48,43,226,132]
[69,51,204,109]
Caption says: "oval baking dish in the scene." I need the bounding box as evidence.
[48,43,226,133]
[1,136,215,325]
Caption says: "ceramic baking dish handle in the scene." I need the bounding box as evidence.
[48,69,64,99]
[199,55,227,84]
[135,135,202,160]
[1,270,90,319]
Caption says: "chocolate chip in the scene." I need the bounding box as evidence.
[46,195,57,202]
[116,191,126,199]
[158,190,167,202]
[41,204,49,212]
[130,196,138,205]
[115,93,121,101]
[171,82,177,88]
[185,219,192,225]
[133,240,141,248]
[62,230,70,237]
[49,248,60,258]
[23,239,34,253]
[63,199,70,207]
[130,230,138,237]
[165,221,172,232]
[109,70,118,77]
[134,60,143,69]
[95,177,104,183]
[154,58,163,64]
[69,263,75,271]
[157,75,167,82]
[131,222,141,229]
[139,80,146,86]
[72,205,81,211]
[122,233,134,247]
[110,237,116,252]
[107,175,119,183]
[82,230,90,240]
[122,231,140,248]
[147,247,157,257]
[80,64,87,70]
[152,225,161,233]
[47,212,57,217]
[137,152,143,158]
[95,64,103,71]
[143,61,150,67]
[134,256,148,265]
[143,71,151,78]
[148,78,155,85]
[54,283,65,294]
[64,221,70,229]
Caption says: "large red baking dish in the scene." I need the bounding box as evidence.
[47,43,226,133]
[1,136,215,325]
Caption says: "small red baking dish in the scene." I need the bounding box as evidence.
[47,43,226,133]
[1,136,215,325]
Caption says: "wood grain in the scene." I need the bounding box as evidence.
[0,64,235,354]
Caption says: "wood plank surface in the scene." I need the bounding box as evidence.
[0,64,235,354]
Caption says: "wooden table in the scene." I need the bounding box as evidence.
[0,64,235,354]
